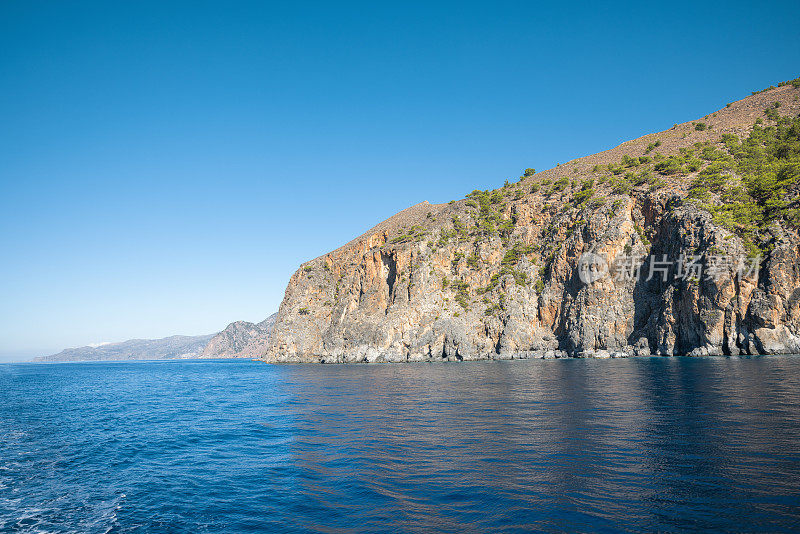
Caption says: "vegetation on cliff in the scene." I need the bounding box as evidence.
[692,112,800,255]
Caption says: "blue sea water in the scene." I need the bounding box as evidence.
[1,357,800,533]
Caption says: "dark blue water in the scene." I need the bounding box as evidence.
[2,358,800,533]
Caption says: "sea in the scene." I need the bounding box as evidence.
[1,356,799,533]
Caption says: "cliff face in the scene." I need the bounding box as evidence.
[199,314,277,358]
[265,81,800,362]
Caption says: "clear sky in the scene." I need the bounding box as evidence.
[1,0,798,361]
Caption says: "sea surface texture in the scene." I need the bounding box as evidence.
[1,357,799,533]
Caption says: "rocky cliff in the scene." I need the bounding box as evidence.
[199,314,277,358]
[265,79,800,362]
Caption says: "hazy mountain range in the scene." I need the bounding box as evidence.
[35,313,277,362]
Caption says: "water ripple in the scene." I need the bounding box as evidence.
[1,357,800,532]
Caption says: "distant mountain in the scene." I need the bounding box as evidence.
[199,313,277,359]
[35,313,279,362]
[35,334,215,362]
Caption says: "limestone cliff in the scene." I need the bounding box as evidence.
[265,80,800,362]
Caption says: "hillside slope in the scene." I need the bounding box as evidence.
[266,79,800,362]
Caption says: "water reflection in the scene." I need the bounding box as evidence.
[278,358,800,532]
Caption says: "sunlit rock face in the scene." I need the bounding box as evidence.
[264,84,800,362]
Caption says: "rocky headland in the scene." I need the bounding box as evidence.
[264,78,800,362]
[199,314,277,359]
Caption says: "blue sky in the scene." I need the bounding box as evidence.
[1,0,798,360]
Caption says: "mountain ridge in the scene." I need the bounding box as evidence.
[34,334,215,362]
[35,313,277,362]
